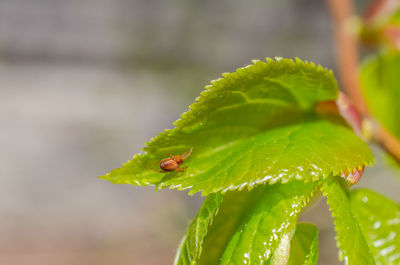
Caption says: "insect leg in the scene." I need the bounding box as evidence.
[176,167,187,172]
[151,169,168,173]
[181,147,193,160]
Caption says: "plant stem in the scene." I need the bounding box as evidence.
[327,0,400,163]
[326,0,368,114]
[374,124,400,164]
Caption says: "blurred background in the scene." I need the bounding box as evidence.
[1,0,399,264]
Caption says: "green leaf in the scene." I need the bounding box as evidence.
[174,193,223,265]
[287,223,319,265]
[360,52,400,139]
[322,176,375,265]
[102,58,374,195]
[350,189,400,264]
[174,181,316,265]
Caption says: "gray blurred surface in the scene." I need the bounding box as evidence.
[0,0,334,68]
[0,0,399,264]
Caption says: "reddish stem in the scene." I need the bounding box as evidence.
[374,124,400,164]
[326,0,368,114]
[327,0,400,164]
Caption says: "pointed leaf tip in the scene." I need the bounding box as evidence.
[102,58,374,195]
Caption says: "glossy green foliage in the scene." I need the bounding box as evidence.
[361,52,400,139]
[174,181,316,265]
[287,223,319,265]
[350,189,400,265]
[102,58,374,195]
[322,176,375,265]
[174,193,223,265]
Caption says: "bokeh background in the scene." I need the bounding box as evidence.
[1,0,399,264]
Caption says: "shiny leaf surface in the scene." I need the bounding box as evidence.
[174,193,223,265]
[102,58,373,195]
[174,181,316,265]
[322,176,375,265]
[287,223,319,265]
[350,189,400,265]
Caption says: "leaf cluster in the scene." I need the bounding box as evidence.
[102,57,399,264]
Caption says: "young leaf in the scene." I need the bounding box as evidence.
[174,193,223,265]
[270,229,294,265]
[287,223,319,265]
[102,58,374,195]
[350,189,400,264]
[361,52,400,139]
[174,181,316,265]
[322,176,375,265]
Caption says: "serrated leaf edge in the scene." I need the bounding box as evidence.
[321,176,375,264]
[100,57,374,195]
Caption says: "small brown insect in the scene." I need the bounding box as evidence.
[153,147,193,173]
